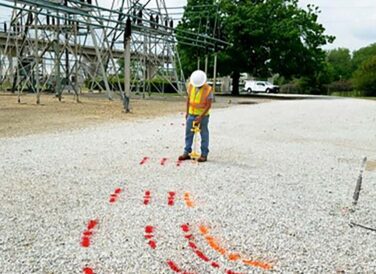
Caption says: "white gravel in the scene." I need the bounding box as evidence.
[0,98,376,273]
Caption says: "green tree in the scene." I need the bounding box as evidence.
[176,0,222,77]
[177,0,334,94]
[326,48,353,81]
[353,56,376,96]
[222,0,334,94]
[352,43,376,70]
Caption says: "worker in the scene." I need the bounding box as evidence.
[178,70,213,163]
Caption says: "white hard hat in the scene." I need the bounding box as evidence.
[190,70,207,87]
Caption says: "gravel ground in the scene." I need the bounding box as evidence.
[0,98,375,273]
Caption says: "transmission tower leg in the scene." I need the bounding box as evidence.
[54,39,62,101]
[205,55,208,75]
[213,53,217,102]
[35,10,41,104]
[123,36,131,112]
[74,22,80,103]
[89,26,112,101]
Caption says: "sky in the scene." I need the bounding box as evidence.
[1,0,375,51]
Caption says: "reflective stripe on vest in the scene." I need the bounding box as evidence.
[188,84,211,116]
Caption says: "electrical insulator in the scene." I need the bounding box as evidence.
[124,17,132,39]
[150,15,154,29]
[170,20,173,29]
[4,22,7,33]
[133,10,137,23]
[137,10,142,25]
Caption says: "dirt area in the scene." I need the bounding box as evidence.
[366,160,376,171]
[0,92,267,138]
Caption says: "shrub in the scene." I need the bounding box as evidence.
[353,56,376,96]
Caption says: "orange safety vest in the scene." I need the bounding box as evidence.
[188,83,212,116]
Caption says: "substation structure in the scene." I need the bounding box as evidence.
[0,0,228,111]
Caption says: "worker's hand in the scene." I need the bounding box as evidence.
[194,116,202,124]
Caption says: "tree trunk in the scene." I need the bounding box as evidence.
[231,71,240,95]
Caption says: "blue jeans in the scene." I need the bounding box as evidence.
[184,115,210,157]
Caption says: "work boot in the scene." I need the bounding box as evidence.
[178,154,191,161]
[197,156,207,162]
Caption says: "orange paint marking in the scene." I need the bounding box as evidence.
[228,253,241,261]
[180,224,226,271]
[243,260,272,270]
[183,192,195,208]
[198,225,273,271]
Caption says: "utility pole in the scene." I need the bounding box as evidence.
[123,17,131,112]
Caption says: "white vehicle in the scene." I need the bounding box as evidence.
[244,80,279,94]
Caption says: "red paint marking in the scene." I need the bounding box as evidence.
[181,224,190,232]
[114,188,122,194]
[144,190,151,205]
[195,250,210,262]
[81,219,98,248]
[83,231,92,237]
[160,158,168,166]
[188,242,197,249]
[144,225,157,250]
[168,192,176,206]
[140,157,150,165]
[166,260,181,273]
[226,271,243,274]
[87,220,98,230]
[148,240,157,249]
[109,188,123,204]
[145,226,154,234]
[180,224,222,270]
[83,267,94,274]
[81,237,90,248]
